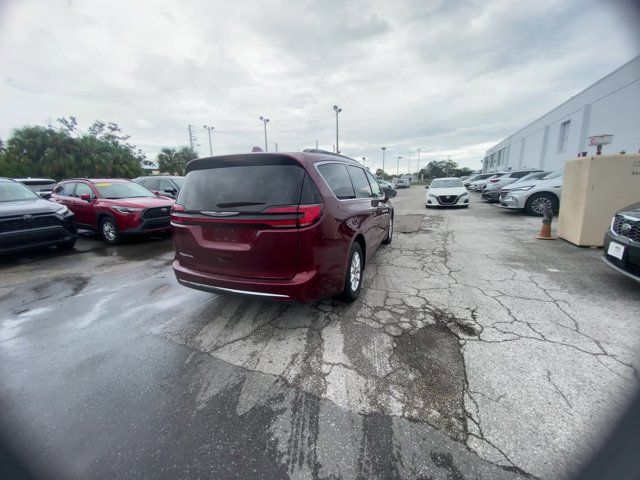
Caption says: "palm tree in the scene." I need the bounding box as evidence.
[157,148,179,174]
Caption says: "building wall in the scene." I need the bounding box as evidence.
[483,55,640,173]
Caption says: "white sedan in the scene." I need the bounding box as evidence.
[426,178,469,208]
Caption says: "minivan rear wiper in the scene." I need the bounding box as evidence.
[216,201,266,208]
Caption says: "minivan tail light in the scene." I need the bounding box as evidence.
[172,204,323,229]
[171,204,187,223]
[263,204,323,228]
[297,204,324,227]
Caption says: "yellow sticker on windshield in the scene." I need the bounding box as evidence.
[95,183,111,187]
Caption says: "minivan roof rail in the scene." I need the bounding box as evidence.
[302,149,356,161]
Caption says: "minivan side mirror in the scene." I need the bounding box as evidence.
[39,192,52,199]
[80,193,92,202]
[384,188,397,199]
[164,188,177,195]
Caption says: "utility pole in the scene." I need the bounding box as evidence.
[381,146,386,177]
[361,157,366,168]
[396,156,402,175]
[275,142,278,152]
[259,116,270,152]
[203,125,214,156]
[417,148,421,175]
[315,140,319,149]
[188,124,195,151]
[408,152,411,174]
[333,105,342,154]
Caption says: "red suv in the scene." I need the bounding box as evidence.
[172,151,396,302]
[52,179,174,244]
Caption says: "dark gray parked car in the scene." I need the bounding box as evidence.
[0,178,77,254]
[132,176,184,199]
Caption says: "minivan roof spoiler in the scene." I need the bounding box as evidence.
[186,153,303,173]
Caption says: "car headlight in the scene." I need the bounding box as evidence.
[460,191,468,196]
[112,206,144,213]
[55,205,69,215]
[427,192,437,197]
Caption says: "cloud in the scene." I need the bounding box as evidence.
[0,0,638,172]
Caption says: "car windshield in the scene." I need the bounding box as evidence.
[543,169,564,180]
[0,180,40,202]
[17,180,57,192]
[94,181,155,199]
[515,172,547,183]
[430,179,463,188]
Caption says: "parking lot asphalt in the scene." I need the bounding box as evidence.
[1,188,638,480]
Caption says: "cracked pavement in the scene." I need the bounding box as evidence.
[0,188,638,479]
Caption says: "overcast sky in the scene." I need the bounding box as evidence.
[1,0,639,173]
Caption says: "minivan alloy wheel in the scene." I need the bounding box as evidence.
[350,251,362,292]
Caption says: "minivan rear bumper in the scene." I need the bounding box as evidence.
[173,259,321,302]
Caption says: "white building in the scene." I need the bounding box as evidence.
[483,55,640,173]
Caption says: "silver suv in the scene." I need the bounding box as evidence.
[499,169,564,216]
[481,169,543,202]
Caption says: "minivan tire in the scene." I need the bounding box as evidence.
[100,216,120,245]
[339,242,364,302]
[382,217,393,245]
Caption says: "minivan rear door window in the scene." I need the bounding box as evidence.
[317,163,355,199]
[347,166,373,198]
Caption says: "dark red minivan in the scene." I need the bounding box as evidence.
[171,150,396,302]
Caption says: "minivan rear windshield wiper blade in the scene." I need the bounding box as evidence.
[216,201,266,208]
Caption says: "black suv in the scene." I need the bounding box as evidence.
[0,178,77,255]
[602,202,640,282]
[132,176,183,199]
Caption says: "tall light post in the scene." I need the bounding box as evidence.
[203,125,214,156]
[396,156,402,175]
[361,156,366,168]
[381,146,386,177]
[333,105,342,154]
[259,116,270,152]
[417,148,421,176]
[408,152,411,174]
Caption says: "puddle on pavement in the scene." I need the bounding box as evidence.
[1,275,90,311]
[92,237,173,261]
[392,324,467,440]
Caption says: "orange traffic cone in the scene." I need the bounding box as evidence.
[536,206,556,240]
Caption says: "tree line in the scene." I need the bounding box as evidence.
[0,117,196,179]
[375,160,475,181]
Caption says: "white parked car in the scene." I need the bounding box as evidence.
[394,178,410,189]
[426,178,469,208]
[499,169,564,216]
[469,173,506,191]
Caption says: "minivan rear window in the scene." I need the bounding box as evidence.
[178,165,306,211]
[317,163,356,199]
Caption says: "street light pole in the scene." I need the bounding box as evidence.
[417,148,421,175]
[396,156,402,175]
[362,157,366,168]
[203,125,214,156]
[381,146,386,177]
[333,105,342,154]
[259,116,270,152]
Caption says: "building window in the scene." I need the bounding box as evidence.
[557,120,570,153]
